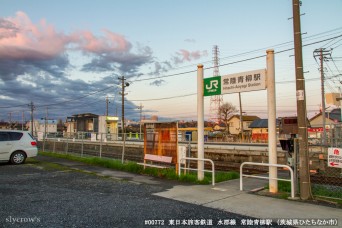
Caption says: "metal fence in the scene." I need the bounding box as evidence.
[37,129,341,199]
[38,131,193,161]
[306,123,342,200]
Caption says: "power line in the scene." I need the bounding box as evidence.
[129,93,196,102]
[2,33,342,111]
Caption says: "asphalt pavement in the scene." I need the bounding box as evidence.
[1,155,341,227]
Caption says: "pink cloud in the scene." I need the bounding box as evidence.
[0,12,133,60]
[74,29,131,54]
[173,49,208,64]
[0,11,69,60]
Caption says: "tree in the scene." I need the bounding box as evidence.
[218,102,237,135]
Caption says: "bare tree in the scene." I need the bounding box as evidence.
[218,102,237,135]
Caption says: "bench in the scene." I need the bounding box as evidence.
[138,154,173,169]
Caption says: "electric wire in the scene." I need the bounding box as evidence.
[1,32,342,112]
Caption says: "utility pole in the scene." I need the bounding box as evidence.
[45,108,48,137]
[292,0,312,200]
[118,76,129,163]
[137,103,144,140]
[22,111,24,131]
[314,48,331,145]
[106,96,109,116]
[8,112,12,129]
[28,102,35,136]
[42,107,48,152]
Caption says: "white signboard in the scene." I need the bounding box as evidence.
[37,132,44,141]
[328,147,342,168]
[178,146,187,165]
[221,69,266,94]
[91,133,97,142]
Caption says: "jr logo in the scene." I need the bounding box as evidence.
[206,80,219,90]
[203,76,221,96]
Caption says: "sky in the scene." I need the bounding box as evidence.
[0,0,342,124]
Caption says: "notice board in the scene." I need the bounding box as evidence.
[144,122,178,163]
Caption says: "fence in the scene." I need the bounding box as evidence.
[39,132,144,162]
[38,131,193,162]
[306,123,342,200]
[37,129,341,199]
[240,162,295,198]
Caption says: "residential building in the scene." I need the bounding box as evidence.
[27,120,57,136]
[66,113,119,139]
[309,108,341,138]
[249,119,269,143]
[227,115,260,136]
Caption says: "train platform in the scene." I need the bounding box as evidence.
[154,177,341,224]
[35,155,341,226]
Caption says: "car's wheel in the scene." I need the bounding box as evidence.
[10,151,26,165]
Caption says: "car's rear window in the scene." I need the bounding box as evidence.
[9,132,23,140]
[0,132,23,141]
[0,132,10,141]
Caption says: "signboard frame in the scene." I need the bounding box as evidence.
[203,69,266,96]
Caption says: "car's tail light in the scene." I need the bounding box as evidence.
[31,141,37,146]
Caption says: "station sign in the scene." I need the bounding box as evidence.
[327,147,342,168]
[204,69,266,96]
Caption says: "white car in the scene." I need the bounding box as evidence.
[0,130,38,164]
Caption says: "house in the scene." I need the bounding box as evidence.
[226,115,260,136]
[178,127,213,142]
[66,113,119,140]
[249,119,269,143]
[309,108,341,138]
[309,108,341,126]
[27,120,57,136]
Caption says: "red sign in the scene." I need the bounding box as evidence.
[328,148,342,168]
[307,127,323,132]
[330,162,338,167]
[334,149,340,155]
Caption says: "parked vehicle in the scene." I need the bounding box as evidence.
[0,130,38,164]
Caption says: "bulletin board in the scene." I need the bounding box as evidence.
[144,122,178,164]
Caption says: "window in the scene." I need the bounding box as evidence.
[0,132,9,141]
[9,132,23,140]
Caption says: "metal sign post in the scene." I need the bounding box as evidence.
[200,49,278,193]
[197,64,204,181]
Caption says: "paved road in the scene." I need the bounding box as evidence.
[0,158,281,228]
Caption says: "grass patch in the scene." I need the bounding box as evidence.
[39,151,239,184]
[312,185,342,199]
[265,180,342,204]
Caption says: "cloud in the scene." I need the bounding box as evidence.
[0,11,154,81]
[0,11,69,60]
[150,79,166,87]
[148,61,173,76]
[0,18,19,39]
[184,38,196,43]
[0,12,72,81]
[0,11,171,121]
[75,29,132,54]
[172,49,208,64]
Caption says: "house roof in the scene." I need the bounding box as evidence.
[71,113,99,118]
[249,119,268,128]
[309,108,341,123]
[227,115,260,122]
